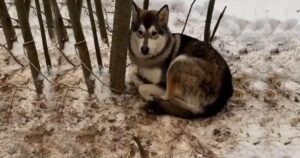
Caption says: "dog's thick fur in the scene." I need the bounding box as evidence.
[129,2,233,119]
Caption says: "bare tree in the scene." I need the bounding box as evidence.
[76,0,83,18]
[143,0,149,10]
[42,0,55,39]
[50,0,69,49]
[0,0,17,49]
[35,0,52,74]
[109,0,132,93]
[66,0,95,94]
[15,0,43,94]
[25,0,31,20]
[87,0,103,71]
[204,0,215,43]
[94,0,109,45]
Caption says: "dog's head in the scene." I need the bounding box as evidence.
[130,2,170,59]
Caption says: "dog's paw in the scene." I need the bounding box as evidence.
[143,98,165,115]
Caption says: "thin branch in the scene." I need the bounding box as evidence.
[10,88,18,106]
[23,48,86,92]
[1,83,36,91]
[0,25,21,28]
[182,0,196,34]
[210,6,227,43]
[102,7,113,33]
[0,43,25,67]
[74,47,124,94]
[57,87,70,122]
[58,83,88,92]
[55,45,78,67]
[87,0,103,70]
[94,0,110,46]
[133,136,148,158]
[35,0,52,74]
[6,88,18,123]
[24,52,56,86]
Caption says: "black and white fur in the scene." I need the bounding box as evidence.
[129,2,233,119]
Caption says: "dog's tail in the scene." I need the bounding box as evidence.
[144,67,233,119]
[144,90,231,119]
[144,97,196,119]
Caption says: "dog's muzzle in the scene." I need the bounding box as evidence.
[141,45,149,55]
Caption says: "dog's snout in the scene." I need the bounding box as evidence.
[141,46,149,55]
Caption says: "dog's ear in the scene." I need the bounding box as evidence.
[132,2,142,19]
[157,5,169,25]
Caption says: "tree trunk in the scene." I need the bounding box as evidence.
[76,0,83,19]
[143,0,149,10]
[87,0,103,71]
[109,0,132,93]
[35,0,52,73]
[25,0,31,20]
[42,0,55,40]
[0,0,17,49]
[66,0,95,94]
[94,0,109,45]
[50,0,69,49]
[15,0,43,94]
[204,0,215,43]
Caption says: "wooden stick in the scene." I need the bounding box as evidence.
[204,0,215,43]
[182,0,196,34]
[210,6,227,43]
[133,136,148,158]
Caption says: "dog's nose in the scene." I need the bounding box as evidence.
[141,46,149,55]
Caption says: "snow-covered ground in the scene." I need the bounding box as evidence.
[0,0,300,157]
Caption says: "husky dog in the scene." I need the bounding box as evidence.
[129,2,233,119]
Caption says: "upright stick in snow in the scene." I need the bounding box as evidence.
[25,0,31,20]
[182,0,196,34]
[204,0,215,43]
[42,0,55,40]
[35,0,52,74]
[15,0,43,94]
[0,0,17,49]
[210,6,227,43]
[50,0,69,49]
[143,0,149,10]
[87,0,103,71]
[76,0,83,19]
[109,0,132,93]
[67,0,95,94]
[94,0,109,46]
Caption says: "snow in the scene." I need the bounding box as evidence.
[1,0,300,157]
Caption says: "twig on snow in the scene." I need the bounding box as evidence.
[0,43,25,67]
[57,87,70,122]
[75,46,129,94]
[2,83,36,91]
[133,136,148,158]
[55,45,78,67]
[6,88,18,123]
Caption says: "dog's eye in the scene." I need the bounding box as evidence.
[151,31,158,37]
[137,30,143,36]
